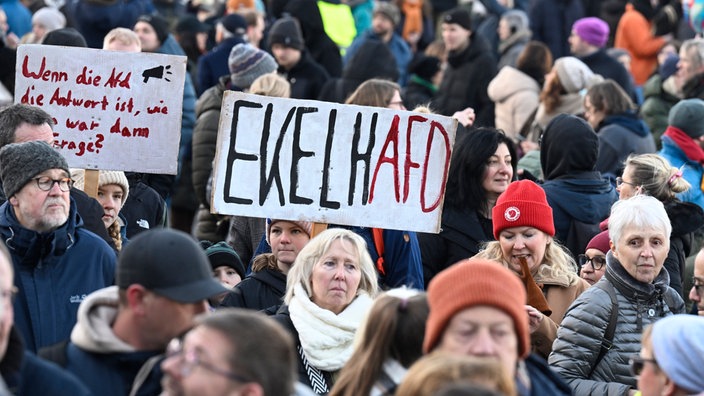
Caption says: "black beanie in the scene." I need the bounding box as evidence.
[42,28,87,47]
[268,17,305,51]
[409,55,441,81]
[137,15,170,45]
[443,7,472,31]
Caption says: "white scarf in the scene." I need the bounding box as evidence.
[288,283,373,371]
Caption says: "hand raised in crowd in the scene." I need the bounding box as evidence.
[452,107,475,128]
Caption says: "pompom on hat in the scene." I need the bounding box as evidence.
[492,180,555,239]
[572,17,609,47]
[424,259,529,357]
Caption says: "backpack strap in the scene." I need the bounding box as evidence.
[588,281,619,378]
[372,228,385,275]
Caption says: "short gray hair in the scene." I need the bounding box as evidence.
[608,195,672,248]
[681,38,704,70]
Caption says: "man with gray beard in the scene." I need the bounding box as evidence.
[0,141,115,352]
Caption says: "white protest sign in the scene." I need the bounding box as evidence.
[211,92,457,233]
[15,44,185,174]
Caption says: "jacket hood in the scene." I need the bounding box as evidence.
[70,286,135,353]
[665,200,704,237]
[251,268,287,295]
[543,178,616,223]
[541,114,599,180]
[487,66,540,103]
[599,111,649,137]
[0,197,83,264]
[342,39,399,83]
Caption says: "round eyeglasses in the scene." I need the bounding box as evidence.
[33,176,73,192]
[165,338,250,383]
[577,254,606,271]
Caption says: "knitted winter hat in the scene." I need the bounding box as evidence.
[205,241,246,279]
[668,98,704,138]
[572,17,609,47]
[265,218,313,245]
[220,13,247,36]
[652,315,704,393]
[659,53,679,80]
[585,230,610,254]
[71,169,130,208]
[137,14,170,45]
[42,27,87,47]
[0,141,70,198]
[409,55,441,81]
[424,259,529,358]
[443,7,472,31]
[268,17,304,51]
[32,7,66,32]
[374,1,401,27]
[228,43,278,89]
[492,180,555,239]
[554,56,603,93]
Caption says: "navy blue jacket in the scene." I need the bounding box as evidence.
[62,343,161,396]
[0,199,116,352]
[196,36,246,96]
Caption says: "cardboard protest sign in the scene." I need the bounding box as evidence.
[15,44,185,174]
[211,92,457,233]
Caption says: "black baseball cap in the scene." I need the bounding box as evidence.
[117,229,228,303]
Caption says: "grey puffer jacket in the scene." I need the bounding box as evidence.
[548,251,684,395]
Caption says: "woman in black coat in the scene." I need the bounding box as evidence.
[418,128,517,287]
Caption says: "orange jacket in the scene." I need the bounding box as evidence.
[615,4,666,85]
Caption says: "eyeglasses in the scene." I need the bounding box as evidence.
[629,355,658,376]
[33,176,73,192]
[0,286,17,302]
[615,177,636,189]
[577,254,606,270]
[165,337,250,383]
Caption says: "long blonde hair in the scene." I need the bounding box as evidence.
[475,238,580,286]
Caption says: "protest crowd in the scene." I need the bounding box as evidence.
[4,0,704,395]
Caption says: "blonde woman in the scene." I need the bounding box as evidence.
[475,180,589,359]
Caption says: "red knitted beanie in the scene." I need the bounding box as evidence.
[492,180,555,239]
[424,259,530,358]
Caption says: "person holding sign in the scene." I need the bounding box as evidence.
[273,228,379,394]
[343,79,424,289]
[221,219,312,313]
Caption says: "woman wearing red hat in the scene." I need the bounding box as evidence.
[475,179,590,359]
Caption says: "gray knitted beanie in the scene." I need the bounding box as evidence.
[0,141,70,198]
[228,43,278,89]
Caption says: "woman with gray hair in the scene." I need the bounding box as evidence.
[274,228,379,394]
[549,195,684,395]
